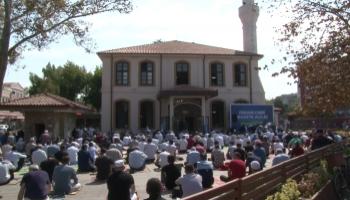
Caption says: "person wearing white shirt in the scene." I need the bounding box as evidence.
[166,140,177,156]
[273,139,284,154]
[5,147,26,171]
[186,147,200,166]
[67,144,79,165]
[0,156,15,185]
[128,148,147,172]
[123,135,132,146]
[143,138,158,163]
[214,134,224,149]
[31,145,48,165]
[88,142,97,162]
[1,143,12,156]
[155,131,163,143]
[178,136,188,154]
[156,150,170,168]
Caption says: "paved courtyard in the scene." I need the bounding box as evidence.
[0,149,274,200]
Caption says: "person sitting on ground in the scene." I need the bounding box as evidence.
[226,141,236,160]
[40,156,59,182]
[249,160,261,175]
[175,164,203,198]
[5,146,26,171]
[17,165,51,200]
[67,143,79,165]
[186,147,200,167]
[145,178,166,200]
[166,140,177,157]
[128,147,147,173]
[195,141,206,154]
[272,148,290,166]
[290,142,304,158]
[32,145,48,166]
[244,140,254,154]
[0,154,15,185]
[211,143,225,169]
[88,142,98,162]
[25,138,36,158]
[46,141,60,158]
[178,136,188,154]
[52,153,81,195]
[161,155,181,190]
[253,140,266,168]
[155,149,170,169]
[106,144,123,162]
[2,142,13,156]
[77,144,95,172]
[196,153,214,188]
[234,143,246,161]
[107,160,137,200]
[143,138,158,163]
[220,152,246,182]
[95,148,114,181]
[246,152,261,174]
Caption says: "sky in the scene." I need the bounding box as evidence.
[5,0,297,100]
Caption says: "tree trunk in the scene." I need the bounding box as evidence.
[0,0,12,97]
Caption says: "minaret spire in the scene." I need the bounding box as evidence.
[239,0,259,53]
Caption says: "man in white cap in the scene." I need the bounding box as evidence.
[249,161,261,174]
[107,160,137,200]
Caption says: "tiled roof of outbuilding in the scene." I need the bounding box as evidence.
[98,40,262,57]
[0,93,93,112]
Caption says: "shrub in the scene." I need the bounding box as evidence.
[266,179,300,200]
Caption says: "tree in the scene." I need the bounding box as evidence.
[29,61,101,110]
[83,67,102,110]
[265,0,350,116]
[0,0,132,96]
[29,61,87,101]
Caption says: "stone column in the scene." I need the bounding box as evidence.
[169,97,174,130]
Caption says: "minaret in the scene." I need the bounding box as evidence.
[239,0,259,53]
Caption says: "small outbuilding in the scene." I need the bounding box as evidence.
[0,93,95,140]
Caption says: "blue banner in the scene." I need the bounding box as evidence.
[230,104,274,130]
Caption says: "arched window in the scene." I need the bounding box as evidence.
[115,61,129,86]
[211,101,225,129]
[140,61,154,86]
[234,63,247,86]
[175,62,189,85]
[115,100,129,129]
[139,100,154,129]
[210,62,224,86]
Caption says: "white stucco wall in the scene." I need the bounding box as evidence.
[100,53,265,133]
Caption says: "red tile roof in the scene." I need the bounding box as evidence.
[98,40,262,57]
[0,93,93,112]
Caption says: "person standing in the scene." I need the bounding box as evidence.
[17,165,51,200]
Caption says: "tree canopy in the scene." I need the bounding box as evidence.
[29,61,101,110]
[0,0,132,95]
[265,0,350,116]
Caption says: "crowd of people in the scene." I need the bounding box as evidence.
[0,127,342,200]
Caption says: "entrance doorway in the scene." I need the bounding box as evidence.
[174,104,202,132]
[35,123,45,140]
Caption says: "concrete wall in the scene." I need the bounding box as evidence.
[24,112,76,140]
[100,54,265,133]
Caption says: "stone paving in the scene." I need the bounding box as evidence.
[0,149,274,200]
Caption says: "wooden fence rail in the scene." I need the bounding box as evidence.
[184,140,347,200]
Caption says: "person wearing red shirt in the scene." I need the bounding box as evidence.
[220,152,246,182]
[290,143,304,158]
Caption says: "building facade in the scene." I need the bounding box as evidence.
[98,0,265,133]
